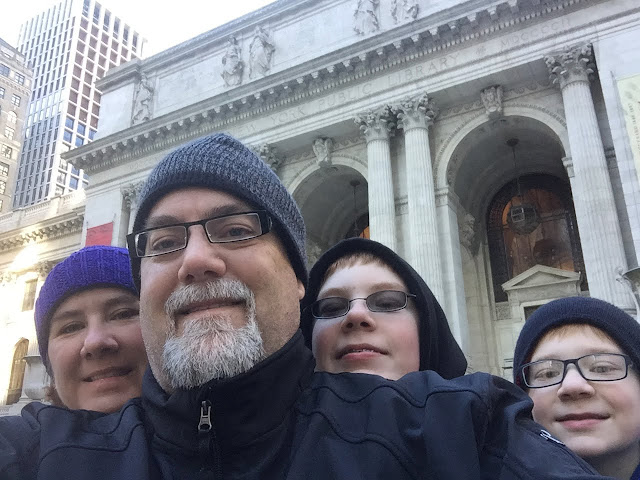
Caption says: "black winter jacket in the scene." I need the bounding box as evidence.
[0,331,611,480]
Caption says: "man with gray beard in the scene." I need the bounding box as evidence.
[0,133,614,480]
[163,279,264,386]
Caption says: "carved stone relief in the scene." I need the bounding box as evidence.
[480,85,503,119]
[312,137,334,168]
[545,43,594,89]
[249,26,275,79]
[354,105,395,142]
[393,92,438,131]
[131,74,154,125]
[221,35,244,87]
[458,212,479,254]
[391,0,418,23]
[122,182,145,209]
[36,261,56,279]
[254,144,282,173]
[354,0,380,35]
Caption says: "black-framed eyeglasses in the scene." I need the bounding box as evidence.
[520,353,633,388]
[310,290,416,319]
[127,210,272,258]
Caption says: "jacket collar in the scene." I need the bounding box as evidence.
[142,330,314,451]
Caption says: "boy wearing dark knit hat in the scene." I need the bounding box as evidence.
[0,133,615,480]
[513,296,640,480]
[34,245,147,413]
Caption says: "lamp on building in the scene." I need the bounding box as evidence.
[506,138,540,235]
[350,179,361,237]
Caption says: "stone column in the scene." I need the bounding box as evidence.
[546,44,631,307]
[355,106,397,251]
[122,182,144,239]
[395,93,443,301]
[436,188,470,352]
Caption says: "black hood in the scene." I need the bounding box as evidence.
[301,238,467,379]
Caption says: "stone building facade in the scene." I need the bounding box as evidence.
[2,0,640,408]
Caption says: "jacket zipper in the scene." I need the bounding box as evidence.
[197,400,223,477]
[539,429,564,445]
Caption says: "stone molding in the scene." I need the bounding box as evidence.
[0,216,84,252]
[68,0,591,173]
[545,43,594,89]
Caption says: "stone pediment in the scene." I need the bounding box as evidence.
[502,265,581,292]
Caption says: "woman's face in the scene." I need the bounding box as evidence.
[311,262,420,380]
[527,328,640,468]
[47,287,147,413]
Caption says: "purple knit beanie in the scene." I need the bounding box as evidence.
[34,245,137,373]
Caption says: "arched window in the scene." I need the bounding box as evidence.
[487,174,586,302]
[7,111,17,125]
[7,338,29,404]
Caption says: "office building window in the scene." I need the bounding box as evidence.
[63,130,72,142]
[0,162,8,176]
[11,94,21,107]
[0,180,6,194]
[4,127,15,140]
[0,86,4,98]
[15,72,26,85]
[0,64,9,76]
[7,112,17,124]
[0,145,11,159]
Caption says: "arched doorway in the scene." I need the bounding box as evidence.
[486,174,586,302]
[7,338,29,405]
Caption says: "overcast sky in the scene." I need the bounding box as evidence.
[3,0,277,55]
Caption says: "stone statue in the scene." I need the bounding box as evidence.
[354,0,380,35]
[458,212,477,253]
[249,26,275,79]
[312,137,333,168]
[132,74,154,125]
[480,85,503,119]
[221,36,244,87]
[391,0,418,23]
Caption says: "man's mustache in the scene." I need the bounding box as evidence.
[164,280,253,321]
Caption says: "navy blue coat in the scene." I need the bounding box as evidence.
[0,332,611,479]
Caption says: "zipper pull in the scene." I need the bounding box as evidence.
[198,400,212,433]
[540,429,564,445]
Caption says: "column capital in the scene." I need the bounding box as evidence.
[394,93,439,131]
[354,105,395,142]
[251,144,283,174]
[36,260,56,279]
[545,44,595,89]
[122,181,145,209]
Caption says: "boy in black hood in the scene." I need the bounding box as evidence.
[301,237,467,379]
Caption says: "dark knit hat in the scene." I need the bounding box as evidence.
[34,245,138,373]
[513,296,640,388]
[301,237,467,379]
[129,133,307,290]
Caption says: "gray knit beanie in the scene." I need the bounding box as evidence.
[129,133,307,289]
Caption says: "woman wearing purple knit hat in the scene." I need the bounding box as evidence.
[35,245,147,413]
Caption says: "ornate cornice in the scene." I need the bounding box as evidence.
[68,0,592,172]
[0,216,84,252]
